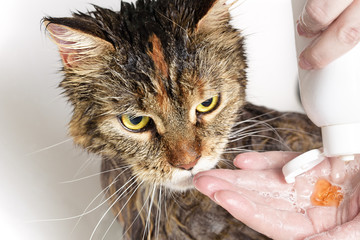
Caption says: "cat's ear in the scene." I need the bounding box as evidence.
[196,0,236,33]
[43,18,115,68]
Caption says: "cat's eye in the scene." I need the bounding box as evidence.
[120,115,150,132]
[196,95,219,114]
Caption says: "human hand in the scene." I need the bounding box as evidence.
[193,152,360,240]
[297,0,360,69]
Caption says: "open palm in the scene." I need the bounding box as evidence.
[194,152,360,240]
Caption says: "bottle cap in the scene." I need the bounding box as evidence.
[282,149,324,183]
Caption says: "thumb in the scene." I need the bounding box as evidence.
[306,214,360,240]
[214,190,314,240]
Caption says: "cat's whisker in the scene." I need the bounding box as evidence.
[71,154,99,180]
[70,179,123,235]
[230,121,272,135]
[232,134,290,149]
[100,164,137,199]
[229,124,272,138]
[229,130,283,143]
[25,138,73,156]
[232,111,286,127]
[70,165,134,234]
[61,165,130,184]
[273,127,320,138]
[100,179,149,240]
[162,187,169,226]
[229,127,276,139]
[155,186,163,239]
[224,144,258,151]
[119,180,156,240]
[90,177,144,240]
[218,161,234,170]
[168,191,183,210]
[29,178,125,224]
[222,149,255,154]
[142,184,157,240]
[31,168,135,225]
[227,114,296,150]
[231,116,279,129]
[232,123,296,143]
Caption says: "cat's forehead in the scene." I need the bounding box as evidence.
[147,34,171,80]
[109,29,233,117]
[110,32,198,110]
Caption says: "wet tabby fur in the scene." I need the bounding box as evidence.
[44,0,322,239]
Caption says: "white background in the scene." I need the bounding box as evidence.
[0,0,302,239]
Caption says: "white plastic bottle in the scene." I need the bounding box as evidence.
[292,0,360,160]
[283,0,360,183]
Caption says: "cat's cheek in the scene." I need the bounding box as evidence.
[199,138,228,161]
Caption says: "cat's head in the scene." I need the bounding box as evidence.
[44,0,246,191]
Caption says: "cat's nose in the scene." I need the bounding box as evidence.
[176,156,200,170]
[168,141,201,170]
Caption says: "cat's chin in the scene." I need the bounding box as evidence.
[163,171,195,192]
[163,156,219,192]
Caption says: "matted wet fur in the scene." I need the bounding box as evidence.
[43,0,322,239]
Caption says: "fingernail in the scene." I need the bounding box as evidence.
[213,191,221,204]
[297,23,306,36]
[297,22,317,38]
[299,54,313,70]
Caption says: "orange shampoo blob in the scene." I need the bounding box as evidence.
[311,179,343,207]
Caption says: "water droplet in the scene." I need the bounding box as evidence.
[297,207,306,215]
[288,193,295,202]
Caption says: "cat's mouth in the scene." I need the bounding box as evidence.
[164,156,219,191]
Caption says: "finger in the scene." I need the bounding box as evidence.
[298,0,353,37]
[214,190,314,240]
[194,169,292,193]
[193,175,238,200]
[194,169,241,184]
[299,0,360,69]
[234,151,300,170]
[306,207,338,234]
[307,214,360,240]
[194,174,297,210]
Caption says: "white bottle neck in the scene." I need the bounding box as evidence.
[322,122,360,159]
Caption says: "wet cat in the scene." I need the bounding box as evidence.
[43,0,322,239]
